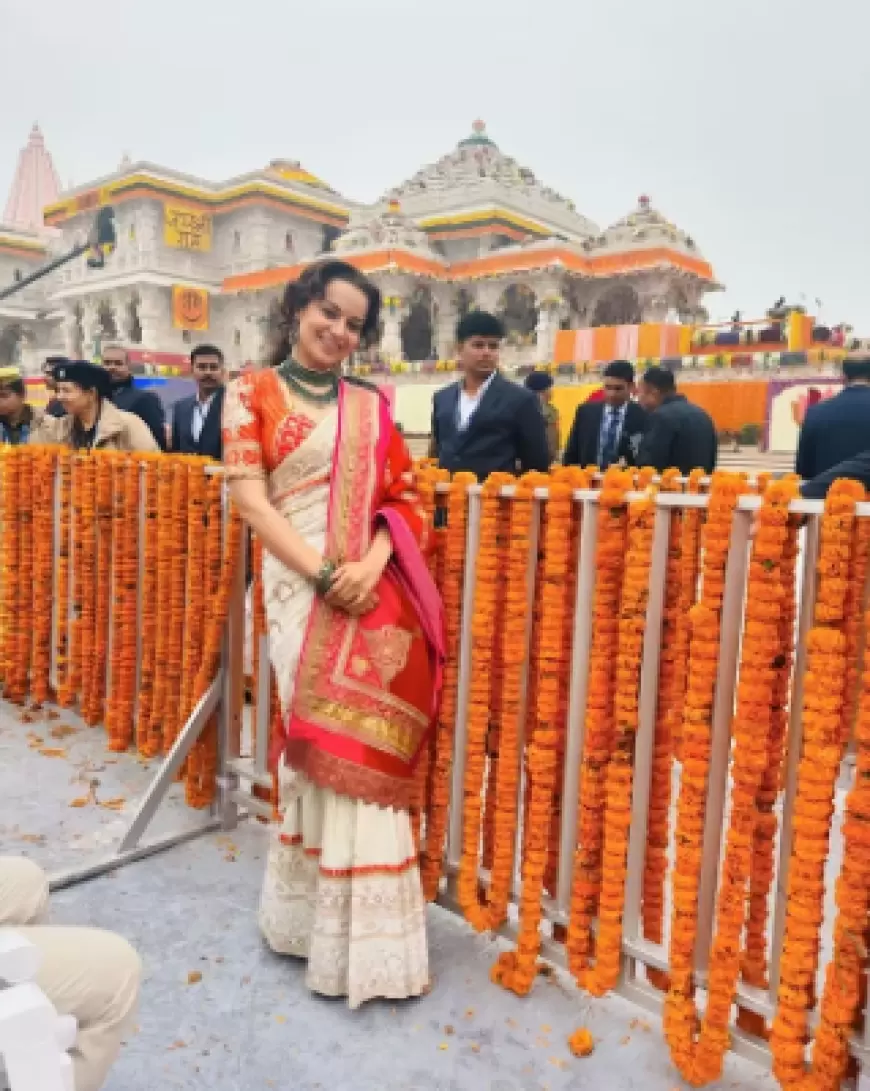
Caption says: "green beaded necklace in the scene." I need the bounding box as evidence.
[278,358,339,405]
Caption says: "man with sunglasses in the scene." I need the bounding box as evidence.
[171,343,227,459]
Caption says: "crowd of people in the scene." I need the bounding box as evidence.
[2,266,870,1090]
[0,343,228,459]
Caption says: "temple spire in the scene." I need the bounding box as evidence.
[3,124,61,233]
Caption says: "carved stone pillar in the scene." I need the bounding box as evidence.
[79,300,102,360]
[136,287,165,353]
[473,282,503,315]
[60,306,81,359]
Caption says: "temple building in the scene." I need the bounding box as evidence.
[0,121,719,372]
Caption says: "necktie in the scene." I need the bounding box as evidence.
[601,408,620,467]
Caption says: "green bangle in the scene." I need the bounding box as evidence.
[313,559,337,596]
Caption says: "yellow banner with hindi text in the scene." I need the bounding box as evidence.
[164,204,212,251]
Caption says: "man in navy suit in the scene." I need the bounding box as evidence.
[430,311,551,479]
[563,359,648,468]
[171,344,227,460]
[796,355,870,480]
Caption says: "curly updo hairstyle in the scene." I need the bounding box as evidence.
[267,260,382,367]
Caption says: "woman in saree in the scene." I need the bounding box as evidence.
[222,260,444,1008]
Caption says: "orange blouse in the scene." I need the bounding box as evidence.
[221,369,324,480]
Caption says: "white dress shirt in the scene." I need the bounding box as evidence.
[458,372,496,431]
[191,393,216,443]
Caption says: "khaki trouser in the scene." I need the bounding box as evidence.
[0,857,141,1091]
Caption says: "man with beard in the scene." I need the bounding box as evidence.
[101,343,167,450]
[171,343,227,459]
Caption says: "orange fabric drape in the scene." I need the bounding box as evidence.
[553,330,576,366]
[682,380,767,432]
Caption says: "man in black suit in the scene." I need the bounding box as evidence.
[801,450,870,499]
[795,355,870,480]
[430,311,551,478]
[171,344,227,460]
[563,359,647,468]
[636,366,718,474]
[102,344,167,450]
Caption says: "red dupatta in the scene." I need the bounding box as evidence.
[279,378,445,810]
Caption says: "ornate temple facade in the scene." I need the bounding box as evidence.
[0,122,719,372]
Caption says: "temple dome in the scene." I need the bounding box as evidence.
[266,158,333,191]
[597,194,702,256]
[332,199,440,257]
[382,121,597,236]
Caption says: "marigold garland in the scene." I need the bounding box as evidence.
[565,466,633,979]
[420,471,474,900]
[84,454,114,726]
[135,457,160,754]
[163,463,189,752]
[802,571,870,1089]
[0,450,12,686]
[31,448,56,706]
[457,472,509,922]
[642,466,682,992]
[74,456,97,714]
[148,460,175,753]
[662,472,746,1083]
[667,478,798,1085]
[545,466,590,899]
[10,448,33,703]
[578,491,656,997]
[54,452,74,708]
[839,514,870,751]
[186,486,242,808]
[738,495,800,1036]
[670,467,705,759]
[492,479,575,996]
[770,479,866,1088]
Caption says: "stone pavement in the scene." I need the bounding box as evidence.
[1,700,778,1090]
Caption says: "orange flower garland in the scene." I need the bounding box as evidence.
[31,448,56,706]
[457,472,510,925]
[545,465,590,899]
[770,480,866,1087]
[803,577,870,1089]
[667,478,798,1085]
[84,454,114,726]
[10,448,33,703]
[738,495,800,1035]
[180,462,207,729]
[186,488,242,808]
[421,472,474,900]
[578,491,656,997]
[565,466,633,979]
[662,472,746,1083]
[163,462,189,751]
[492,479,574,995]
[107,457,141,750]
[135,457,160,755]
[148,460,175,753]
[839,514,870,750]
[642,466,682,991]
[54,452,74,708]
[74,456,97,713]
[669,467,705,759]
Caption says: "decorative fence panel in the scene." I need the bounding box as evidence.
[2,446,869,1088]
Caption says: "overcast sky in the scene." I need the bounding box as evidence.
[1,0,867,329]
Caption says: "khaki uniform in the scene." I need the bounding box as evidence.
[542,402,561,462]
[29,398,159,453]
[0,856,141,1091]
